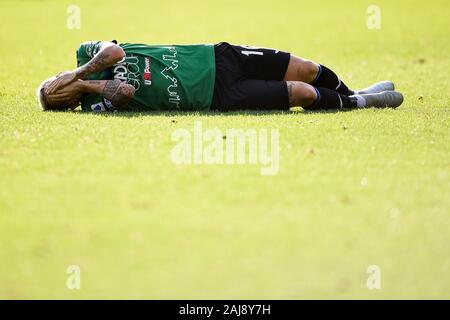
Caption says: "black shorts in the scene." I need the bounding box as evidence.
[211,42,291,111]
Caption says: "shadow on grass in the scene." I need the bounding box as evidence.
[62,107,356,118]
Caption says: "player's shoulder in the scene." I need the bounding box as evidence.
[77,40,117,56]
[76,40,101,59]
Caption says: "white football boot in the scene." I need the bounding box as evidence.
[355,91,404,108]
[354,81,395,94]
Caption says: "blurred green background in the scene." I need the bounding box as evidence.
[0,0,449,298]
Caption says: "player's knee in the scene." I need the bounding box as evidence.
[288,82,317,107]
[285,56,320,83]
[299,85,318,107]
[301,60,320,83]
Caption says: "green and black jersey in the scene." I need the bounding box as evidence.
[77,41,216,112]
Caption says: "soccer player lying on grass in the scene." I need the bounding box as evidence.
[38,40,404,112]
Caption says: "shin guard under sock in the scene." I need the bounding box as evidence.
[307,87,358,110]
[311,65,354,96]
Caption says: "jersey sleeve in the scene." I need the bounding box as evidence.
[76,40,117,80]
[76,41,104,67]
[80,93,115,112]
[76,40,118,66]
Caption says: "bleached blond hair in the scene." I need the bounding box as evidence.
[36,76,56,110]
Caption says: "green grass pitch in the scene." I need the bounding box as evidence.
[0,0,449,299]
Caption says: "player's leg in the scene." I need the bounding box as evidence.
[284,55,395,95]
[219,80,291,110]
[213,79,403,111]
[228,44,356,95]
[287,81,404,110]
[287,81,355,109]
[211,43,403,110]
[284,56,353,95]
[218,79,353,110]
[229,45,395,95]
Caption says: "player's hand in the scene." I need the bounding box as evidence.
[45,71,78,95]
[47,79,85,102]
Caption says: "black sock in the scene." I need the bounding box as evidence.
[311,65,354,96]
[306,87,357,110]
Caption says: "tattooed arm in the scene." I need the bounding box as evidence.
[82,80,135,109]
[74,42,125,80]
[46,42,125,94]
